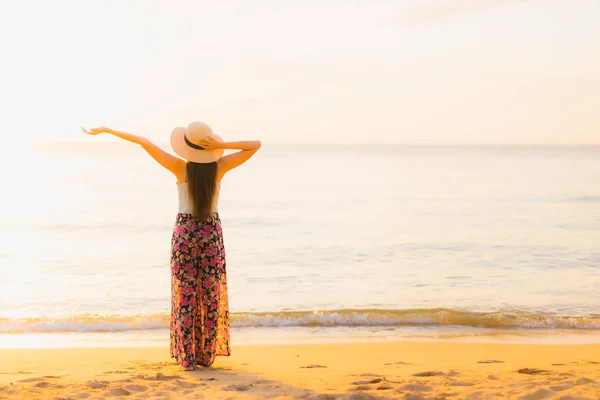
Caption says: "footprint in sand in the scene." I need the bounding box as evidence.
[123,384,148,393]
[340,394,381,400]
[108,387,130,396]
[445,380,474,387]
[87,380,110,389]
[16,377,45,383]
[171,380,200,389]
[549,383,572,392]
[517,368,551,375]
[404,395,432,400]
[398,383,433,392]
[559,361,587,367]
[412,371,446,377]
[516,387,555,400]
[574,377,595,385]
[558,372,576,377]
[221,383,253,392]
[34,382,53,388]
[17,376,60,383]
[253,379,275,385]
[546,376,569,382]
[348,384,372,392]
[144,372,178,381]
[376,383,394,391]
[351,378,384,385]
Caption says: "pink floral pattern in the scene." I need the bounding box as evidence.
[170,213,230,368]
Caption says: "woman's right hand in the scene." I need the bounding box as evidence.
[198,136,223,150]
[81,126,111,136]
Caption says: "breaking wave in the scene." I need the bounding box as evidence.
[2,308,600,334]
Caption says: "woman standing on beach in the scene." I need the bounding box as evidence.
[82,122,261,371]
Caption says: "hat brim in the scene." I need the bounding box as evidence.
[170,127,224,163]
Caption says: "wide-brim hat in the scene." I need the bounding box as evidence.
[170,121,224,163]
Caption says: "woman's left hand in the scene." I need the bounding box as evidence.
[198,136,222,150]
[82,126,111,136]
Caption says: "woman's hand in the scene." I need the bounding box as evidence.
[198,136,223,150]
[81,126,112,136]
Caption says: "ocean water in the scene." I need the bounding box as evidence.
[1,143,599,347]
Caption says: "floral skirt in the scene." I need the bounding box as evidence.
[169,213,230,368]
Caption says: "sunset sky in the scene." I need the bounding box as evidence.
[1,0,598,146]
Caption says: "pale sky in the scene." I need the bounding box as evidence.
[1,0,599,146]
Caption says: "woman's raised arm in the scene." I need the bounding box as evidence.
[196,137,261,179]
[82,126,185,178]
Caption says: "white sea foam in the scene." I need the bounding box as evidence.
[2,309,599,334]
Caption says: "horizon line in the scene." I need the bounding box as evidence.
[31,141,600,148]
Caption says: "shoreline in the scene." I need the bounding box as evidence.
[3,327,600,350]
[1,341,599,399]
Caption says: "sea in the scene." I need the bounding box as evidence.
[1,142,599,348]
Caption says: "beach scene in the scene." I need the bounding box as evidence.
[1,1,600,399]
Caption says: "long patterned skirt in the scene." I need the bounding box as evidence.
[169,213,230,368]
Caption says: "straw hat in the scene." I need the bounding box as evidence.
[170,121,224,163]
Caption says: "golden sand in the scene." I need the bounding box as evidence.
[1,341,599,399]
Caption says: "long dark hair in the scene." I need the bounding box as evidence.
[186,162,218,220]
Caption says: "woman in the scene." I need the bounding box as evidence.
[82,122,261,371]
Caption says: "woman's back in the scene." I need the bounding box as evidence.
[180,161,222,219]
[177,181,220,216]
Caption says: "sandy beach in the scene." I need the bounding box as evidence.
[1,341,599,399]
